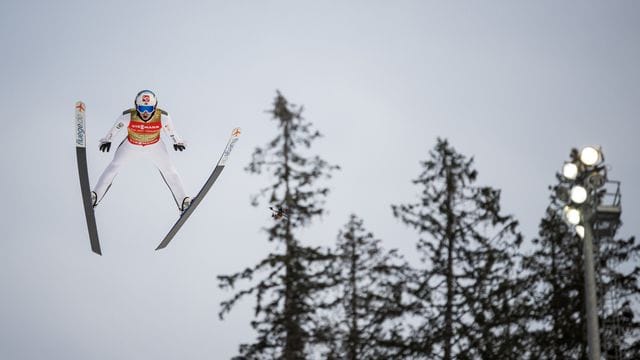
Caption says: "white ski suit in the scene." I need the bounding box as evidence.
[93,108,187,209]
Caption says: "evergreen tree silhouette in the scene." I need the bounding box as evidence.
[392,138,525,359]
[315,214,415,359]
[218,91,339,359]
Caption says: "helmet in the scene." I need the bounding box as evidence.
[134,90,157,119]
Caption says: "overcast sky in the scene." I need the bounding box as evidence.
[1,1,639,359]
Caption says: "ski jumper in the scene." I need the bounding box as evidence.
[93,108,187,209]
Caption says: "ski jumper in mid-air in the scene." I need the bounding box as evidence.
[91,90,191,212]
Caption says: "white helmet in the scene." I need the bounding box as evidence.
[135,90,157,116]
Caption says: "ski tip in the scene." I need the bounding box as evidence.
[75,101,87,148]
[231,127,241,138]
[75,101,86,112]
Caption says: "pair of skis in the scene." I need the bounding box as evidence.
[74,101,241,255]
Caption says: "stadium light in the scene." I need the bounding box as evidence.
[563,162,579,180]
[580,146,602,166]
[557,145,609,360]
[570,185,588,204]
[563,206,581,225]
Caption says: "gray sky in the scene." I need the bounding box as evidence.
[1,1,639,358]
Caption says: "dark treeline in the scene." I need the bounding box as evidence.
[218,92,640,359]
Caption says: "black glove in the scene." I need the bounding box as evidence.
[174,143,186,151]
[99,142,111,152]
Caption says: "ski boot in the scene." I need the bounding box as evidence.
[181,197,192,214]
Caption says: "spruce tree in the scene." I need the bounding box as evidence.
[317,214,415,359]
[392,138,525,360]
[523,194,589,359]
[217,91,339,359]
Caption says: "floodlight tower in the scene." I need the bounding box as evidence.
[558,146,611,360]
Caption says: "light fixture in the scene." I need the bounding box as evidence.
[580,146,601,166]
[570,185,588,204]
[587,172,606,188]
[562,162,579,180]
[575,225,585,239]
[563,206,581,225]
[555,186,570,203]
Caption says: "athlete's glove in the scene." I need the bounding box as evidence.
[174,143,186,152]
[99,142,111,152]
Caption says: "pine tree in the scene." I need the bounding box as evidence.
[316,214,415,359]
[523,161,640,359]
[523,196,589,359]
[392,138,525,360]
[217,91,339,359]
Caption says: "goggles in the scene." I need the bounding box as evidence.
[137,105,155,114]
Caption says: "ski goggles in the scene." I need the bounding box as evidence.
[137,105,155,114]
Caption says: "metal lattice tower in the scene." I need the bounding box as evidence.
[592,181,623,360]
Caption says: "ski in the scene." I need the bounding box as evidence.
[75,101,102,255]
[155,127,241,250]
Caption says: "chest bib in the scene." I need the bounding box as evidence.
[127,110,162,146]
